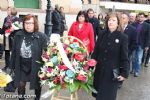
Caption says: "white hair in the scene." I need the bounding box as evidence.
[129,12,137,17]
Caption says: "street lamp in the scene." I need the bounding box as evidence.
[45,0,53,38]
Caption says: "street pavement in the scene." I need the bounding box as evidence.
[0,57,150,100]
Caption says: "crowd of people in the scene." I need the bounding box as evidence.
[0,5,150,100]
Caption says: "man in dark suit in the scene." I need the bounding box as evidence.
[87,8,100,42]
[122,13,137,57]
[118,12,137,88]
[132,12,150,77]
[142,12,150,67]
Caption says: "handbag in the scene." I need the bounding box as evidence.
[112,68,120,81]
[4,70,16,92]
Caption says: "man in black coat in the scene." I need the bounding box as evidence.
[118,13,137,88]
[50,5,62,43]
[87,8,100,42]
[142,12,150,67]
[132,12,150,77]
[51,5,61,35]
[122,13,137,57]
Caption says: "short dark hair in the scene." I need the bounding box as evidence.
[23,14,39,32]
[76,10,88,22]
[138,12,146,17]
[122,12,129,19]
[87,8,94,13]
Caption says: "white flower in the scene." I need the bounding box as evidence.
[72,60,78,67]
[48,82,56,88]
[60,71,65,77]
[79,70,87,75]
[40,80,47,85]
[69,79,74,84]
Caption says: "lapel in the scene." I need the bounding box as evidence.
[124,25,129,34]
[141,22,145,33]
[15,30,24,51]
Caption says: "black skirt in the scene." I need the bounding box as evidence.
[20,57,32,82]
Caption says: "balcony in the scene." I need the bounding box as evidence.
[100,0,150,4]
[99,1,150,11]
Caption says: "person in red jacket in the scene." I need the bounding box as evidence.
[68,10,95,53]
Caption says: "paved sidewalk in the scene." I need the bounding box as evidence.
[0,57,150,100]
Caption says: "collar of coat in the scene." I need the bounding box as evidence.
[16,29,40,39]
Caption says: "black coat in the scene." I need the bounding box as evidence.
[133,22,150,48]
[52,9,61,35]
[124,24,137,55]
[10,30,48,89]
[145,19,150,24]
[92,30,129,100]
[89,17,100,42]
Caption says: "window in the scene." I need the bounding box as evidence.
[14,0,39,9]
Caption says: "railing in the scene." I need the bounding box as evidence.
[100,0,150,4]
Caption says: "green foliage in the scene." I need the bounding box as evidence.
[87,84,97,94]
[81,83,90,94]
[69,81,80,93]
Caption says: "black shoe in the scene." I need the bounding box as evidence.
[2,67,8,71]
[130,71,134,74]
[118,81,123,89]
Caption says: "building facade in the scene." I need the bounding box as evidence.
[0,0,83,14]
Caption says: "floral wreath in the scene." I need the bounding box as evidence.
[0,69,12,88]
[38,36,97,94]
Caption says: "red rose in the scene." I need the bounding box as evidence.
[83,64,90,71]
[41,77,48,80]
[53,76,60,84]
[47,68,52,72]
[87,59,97,66]
[76,74,86,81]
[59,65,68,70]
[75,52,84,61]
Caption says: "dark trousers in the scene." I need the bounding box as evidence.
[0,44,3,57]
[142,48,150,65]
[5,50,11,68]
[18,81,41,100]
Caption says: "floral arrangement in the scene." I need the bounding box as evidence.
[38,36,97,94]
[0,69,12,88]
[5,21,22,37]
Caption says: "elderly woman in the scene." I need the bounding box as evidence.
[68,10,95,53]
[10,14,47,100]
[92,13,129,100]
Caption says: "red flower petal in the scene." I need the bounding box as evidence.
[87,59,97,66]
